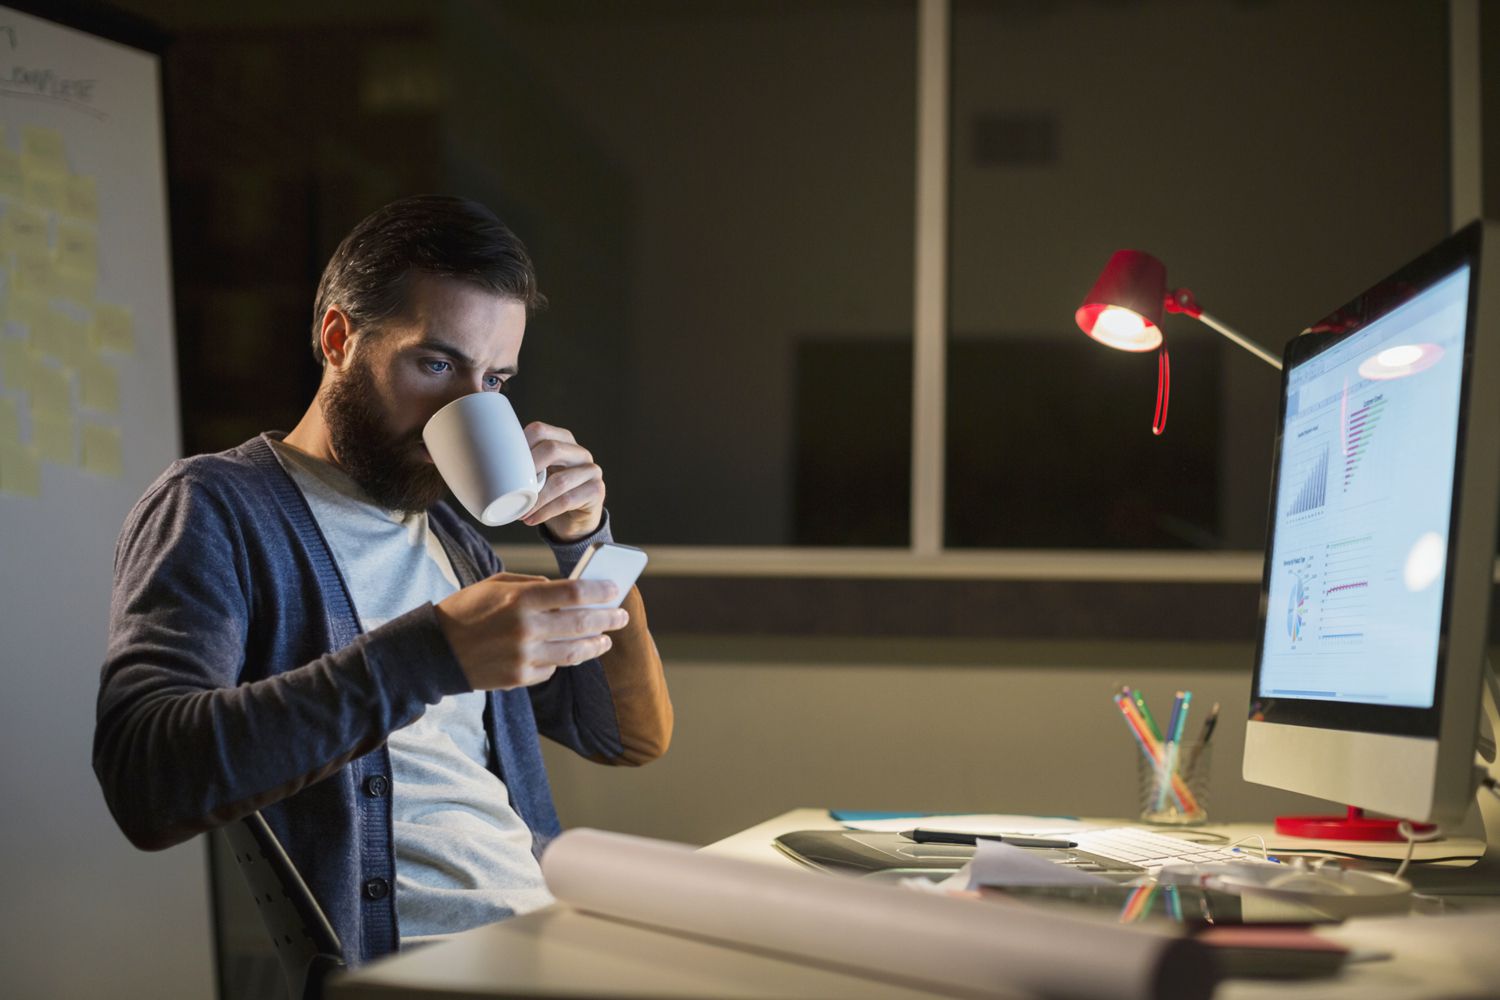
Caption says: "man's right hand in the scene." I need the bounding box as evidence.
[434,572,627,691]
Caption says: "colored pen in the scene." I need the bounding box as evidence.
[1127,686,1164,742]
[1185,702,1220,773]
[1114,694,1201,814]
[901,829,1077,849]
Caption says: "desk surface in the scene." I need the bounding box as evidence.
[329,809,1500,1000]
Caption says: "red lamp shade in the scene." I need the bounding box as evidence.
[1075,250,1168,352]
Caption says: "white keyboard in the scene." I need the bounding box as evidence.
[1071,827,1276,872]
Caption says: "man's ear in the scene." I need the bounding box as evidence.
[319,307,354,368]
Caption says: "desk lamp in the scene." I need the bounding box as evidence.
[1075,249,1282,434]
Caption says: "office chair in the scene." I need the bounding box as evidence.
[224,811,346,1000]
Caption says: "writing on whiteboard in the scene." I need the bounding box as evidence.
[0,24,103,119]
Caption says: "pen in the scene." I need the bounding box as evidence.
[1185,702,1220,773]
[1127,686,1164,742]
[901,829,1077,849]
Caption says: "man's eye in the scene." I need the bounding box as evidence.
[422,360,452,374]
[484,374,506,392]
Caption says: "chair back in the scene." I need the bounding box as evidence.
[224,811,345,1000]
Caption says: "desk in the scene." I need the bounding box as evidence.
[329,809,1500,1000]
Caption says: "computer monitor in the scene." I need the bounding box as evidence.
[1244,221,1500,849]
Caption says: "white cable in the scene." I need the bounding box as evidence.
[1395,820,1444,880]
[1226,834,1271,861]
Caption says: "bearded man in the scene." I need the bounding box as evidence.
[93,195,672,964]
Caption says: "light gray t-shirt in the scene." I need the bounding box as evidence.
[271,442,555,943]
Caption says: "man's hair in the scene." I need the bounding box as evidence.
[310,194,546,365]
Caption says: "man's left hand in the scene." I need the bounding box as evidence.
[521,421,605,542]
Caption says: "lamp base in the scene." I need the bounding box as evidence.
[1274,806,1436,841]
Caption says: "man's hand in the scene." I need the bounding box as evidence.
[520,422,605,541]
[434,573,628,690]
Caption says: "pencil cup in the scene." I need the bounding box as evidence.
[1135,742,1211,825]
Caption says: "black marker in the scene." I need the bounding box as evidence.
[901,829,1077,849]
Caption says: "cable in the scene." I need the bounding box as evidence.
[1394,820,1444,880]
[1264,848,1480,866]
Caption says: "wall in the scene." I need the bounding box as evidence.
[543,636,1491,846]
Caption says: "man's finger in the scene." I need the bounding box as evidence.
[539,607,630,641]
[485,571,550,584]
[518,577,619,610]
[542,633,613,667]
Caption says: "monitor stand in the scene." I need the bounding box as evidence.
[1404,662,1500,895]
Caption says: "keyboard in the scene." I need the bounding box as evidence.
[1070,827,1276,872]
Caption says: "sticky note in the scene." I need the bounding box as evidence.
[54,221,98,278]
[21,127,68,171]
[35,309,92,368]
[52,267,95,304]
[0,441,42,496]
[81,422,122,477]
[64,175,98,222]
[92,304,135,354]
[21,168,68,213]
[32,410,75,465]
[0,338,36,392]
[0,149,23,200]
[6,293,50,331]
[0,396,18,444]
[12,253,56,298]
[3,205,49,255]
[28,362,71,416]
[78,356,119,413]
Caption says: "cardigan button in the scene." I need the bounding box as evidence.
[364,775,389,797]
[363,878,390,900]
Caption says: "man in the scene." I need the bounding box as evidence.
[93,195,671,963]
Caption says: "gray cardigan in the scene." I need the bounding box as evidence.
[93,433,628,964]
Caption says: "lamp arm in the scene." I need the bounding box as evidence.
[1194,311,1283,371]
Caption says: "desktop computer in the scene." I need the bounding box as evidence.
[1243,220,1500,891]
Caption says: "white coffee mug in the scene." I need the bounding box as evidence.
[422,392,547,526]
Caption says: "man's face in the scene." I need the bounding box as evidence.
[321,274,527,513]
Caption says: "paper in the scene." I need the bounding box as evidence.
[21,127,68,171]
[0,396,18,444]
[3,205,50,255]
[1,339,37,393]
[843,814,1090,837]
[966,838,1115,888]
[0,441,41,496]
[0,149,23,200]
[28,363,72,417]
[542,828,1219,1000]
[54,221,98,279]
[32,309,91,368]
[81,423,122,477]
[32,411,75,464]
[22,169,68,214]
[77,357,119,413]
[6,293,50,330]
[92,304,135,354]
[12,253,57,298]
[64,175,99,222]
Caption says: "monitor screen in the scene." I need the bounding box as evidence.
[1257,266,1470,710]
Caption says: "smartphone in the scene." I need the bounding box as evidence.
[566,542,648,608]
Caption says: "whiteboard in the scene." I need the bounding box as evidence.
[0,6,213,997]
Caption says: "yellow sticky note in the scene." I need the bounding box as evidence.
[3,205,49,255]
[54,221,98,278]
[35,309,92,368]
[92,304,135,354]
[52,267,95,305]
[6,293,50,331]
[81,422,122,478]
[0,339,36,393]
[64,175,98,222]
[22,168,67,213]
[13,253,57,298]
[29,362,71,416]
[0,396,18,444]
[32,410,75,465]
[0,149,23,200]
[78,356,119,413]
[21,127,68,171]
[0,441,42,496]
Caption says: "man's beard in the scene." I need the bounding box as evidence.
[322,355,450,514]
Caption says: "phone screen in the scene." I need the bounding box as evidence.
[567,543,648,608]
